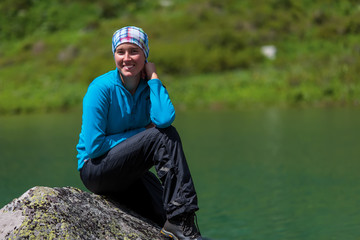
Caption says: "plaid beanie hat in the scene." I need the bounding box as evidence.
[112,26,149,59]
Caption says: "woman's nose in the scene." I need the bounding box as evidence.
[124,52,131,61]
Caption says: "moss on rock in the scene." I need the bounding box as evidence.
[0,186,163,239]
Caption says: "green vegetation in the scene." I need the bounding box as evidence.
[1,0,359,114]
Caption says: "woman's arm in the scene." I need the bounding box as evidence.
[145,62,175,128]
[82,82,144,159]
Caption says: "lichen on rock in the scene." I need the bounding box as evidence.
[0,186,164,239]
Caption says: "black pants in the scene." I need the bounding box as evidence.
[80,126,199,226]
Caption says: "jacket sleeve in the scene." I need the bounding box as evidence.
[82,83,144,159]
[148,79,176,128]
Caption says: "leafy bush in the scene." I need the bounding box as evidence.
[0,0,359,114]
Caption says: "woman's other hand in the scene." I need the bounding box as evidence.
[143,62,159,80]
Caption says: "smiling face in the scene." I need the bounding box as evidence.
[114,43,146,78]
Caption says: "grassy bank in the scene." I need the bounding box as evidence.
[0,0,359,114]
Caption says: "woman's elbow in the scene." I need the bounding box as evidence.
[152,111,175,128]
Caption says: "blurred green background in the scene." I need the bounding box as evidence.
[2,2,360,239]
[1,0,359,114]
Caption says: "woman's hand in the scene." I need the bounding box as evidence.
[143,62,159,80]
[145,122,156,129]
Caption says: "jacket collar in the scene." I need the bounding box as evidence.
[114,69,148,96]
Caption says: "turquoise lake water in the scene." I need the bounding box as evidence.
[1,107,360,239]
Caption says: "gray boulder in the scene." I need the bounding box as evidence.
[0,186,164,239]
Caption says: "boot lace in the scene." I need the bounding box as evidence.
[181,213,201,238]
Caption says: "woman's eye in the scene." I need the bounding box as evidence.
[116,48,139,55]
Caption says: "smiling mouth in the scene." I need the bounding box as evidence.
[123,65,134,70]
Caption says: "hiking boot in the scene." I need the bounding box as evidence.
[161,213,202,240]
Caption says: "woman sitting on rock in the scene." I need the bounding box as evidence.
[76,26,202,240]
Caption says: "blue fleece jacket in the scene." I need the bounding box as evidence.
[76,69,175,170]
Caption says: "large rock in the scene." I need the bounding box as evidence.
[0,186,164,239]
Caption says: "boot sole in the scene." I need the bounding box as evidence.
[160,228,179,240]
